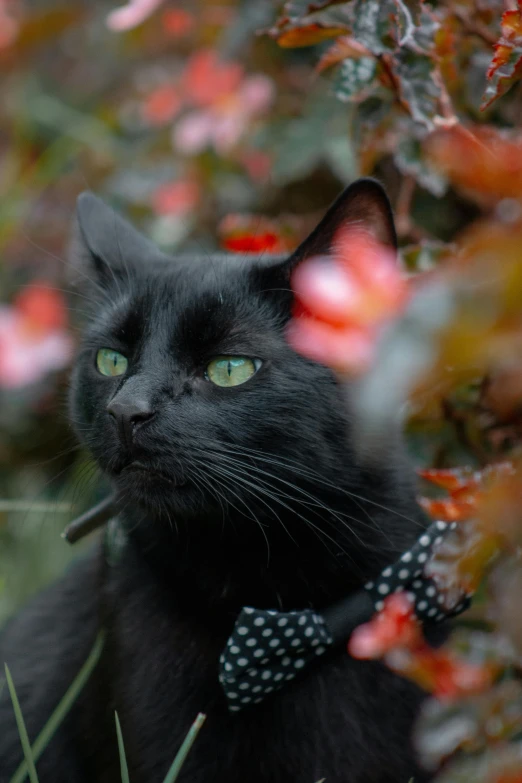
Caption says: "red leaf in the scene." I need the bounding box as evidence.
[316,36,370,72]
[276,24,348,48]
[482,6,522,110]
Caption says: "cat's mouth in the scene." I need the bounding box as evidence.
[117,461,185,487]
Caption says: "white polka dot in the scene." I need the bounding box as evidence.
[262,628,273,637]
[248,669,257,677]
[225,662,233,671]
[277,618,288,627]
[230,645,240,654]
[437,594,445,604]
[414,569,422,577]
[244,607,254,614]
[418,552,428,563]
[436,612,445,620]
[450,522,457,529]
[237,658,248,666]
[298,616,307,626]
[241,696,251,703]
[275,648,285,656]
[428,607,437,617]
[417,601,428,611]
[274,672,284,681]
[261,670,272,680]
[282,657,291,667]
[230,705,240,712]
[398,569,409,580]
[311,638,320,646]
[382,566,392,577]
[365,581,374,590]
[378,583,390,595]
[285,673,295,681]
[246,638,257,647]
[269,639,280,647]
[253,649,265,658]
[413,580,422,589]
[254,617,265,627]
[239,682,250,690]
[264,686,274,694]
[436,521,447,530]
[284,628,295,637]
[252,686,262,693]
[228,692,238,699]
[426,586,436,597]
[375,600,384,611]
[315,645,326,655]
[291,638,301,647]
[434,537,443,546]
[406,592,415,603]
[419,535,430,547]
[401,552,412,562]
[294,659,305,669]
[237,626,248,635]
[304,627,314,637]
[261,658,269,664]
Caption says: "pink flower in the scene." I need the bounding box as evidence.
[287,229,408,374]
[173,73,274,155]
[0,285,73,389]
[0,0,19,50]
[151,180,200,216]
[106,0,165,32]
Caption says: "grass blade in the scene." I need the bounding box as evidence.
[115,711,130,783]
[162,712,206,783]
[9,631,105,783]
[4,664,39,783]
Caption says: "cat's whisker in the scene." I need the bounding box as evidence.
[199,459,292,555]
[201,458,354,567]
[200,439,425,530]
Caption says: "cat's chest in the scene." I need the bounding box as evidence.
[103,566,427,783]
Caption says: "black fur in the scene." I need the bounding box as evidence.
[0,179,431,782]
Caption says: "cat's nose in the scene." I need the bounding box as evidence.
[107,397,155,443]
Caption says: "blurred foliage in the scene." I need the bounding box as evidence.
[2,0,522,779]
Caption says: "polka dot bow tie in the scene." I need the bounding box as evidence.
[219,520,471,712]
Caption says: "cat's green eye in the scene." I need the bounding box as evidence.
[206,356,260,388]
[96,348,128,378]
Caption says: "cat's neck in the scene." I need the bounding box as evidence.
[116,474,424,617]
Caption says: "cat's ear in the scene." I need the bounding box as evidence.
[69,191,166,290]
[254,178,397,291]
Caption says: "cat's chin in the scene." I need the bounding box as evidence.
[109,460,192,511]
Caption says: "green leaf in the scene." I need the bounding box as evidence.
[324,136,357,183]
[4,664,39,783]
[352,0,395,55]
[392,51,439,129]
[394,137,446,196]
[9,632,105,783]
[115,712,130,783]
[332,57,377,102]
[162,713,206,783]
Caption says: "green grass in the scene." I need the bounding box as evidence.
[5,632,206,783]
[4,664,39,783]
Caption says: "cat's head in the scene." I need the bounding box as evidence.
[68,179,410,558]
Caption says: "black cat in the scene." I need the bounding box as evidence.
[0,179,432,783]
